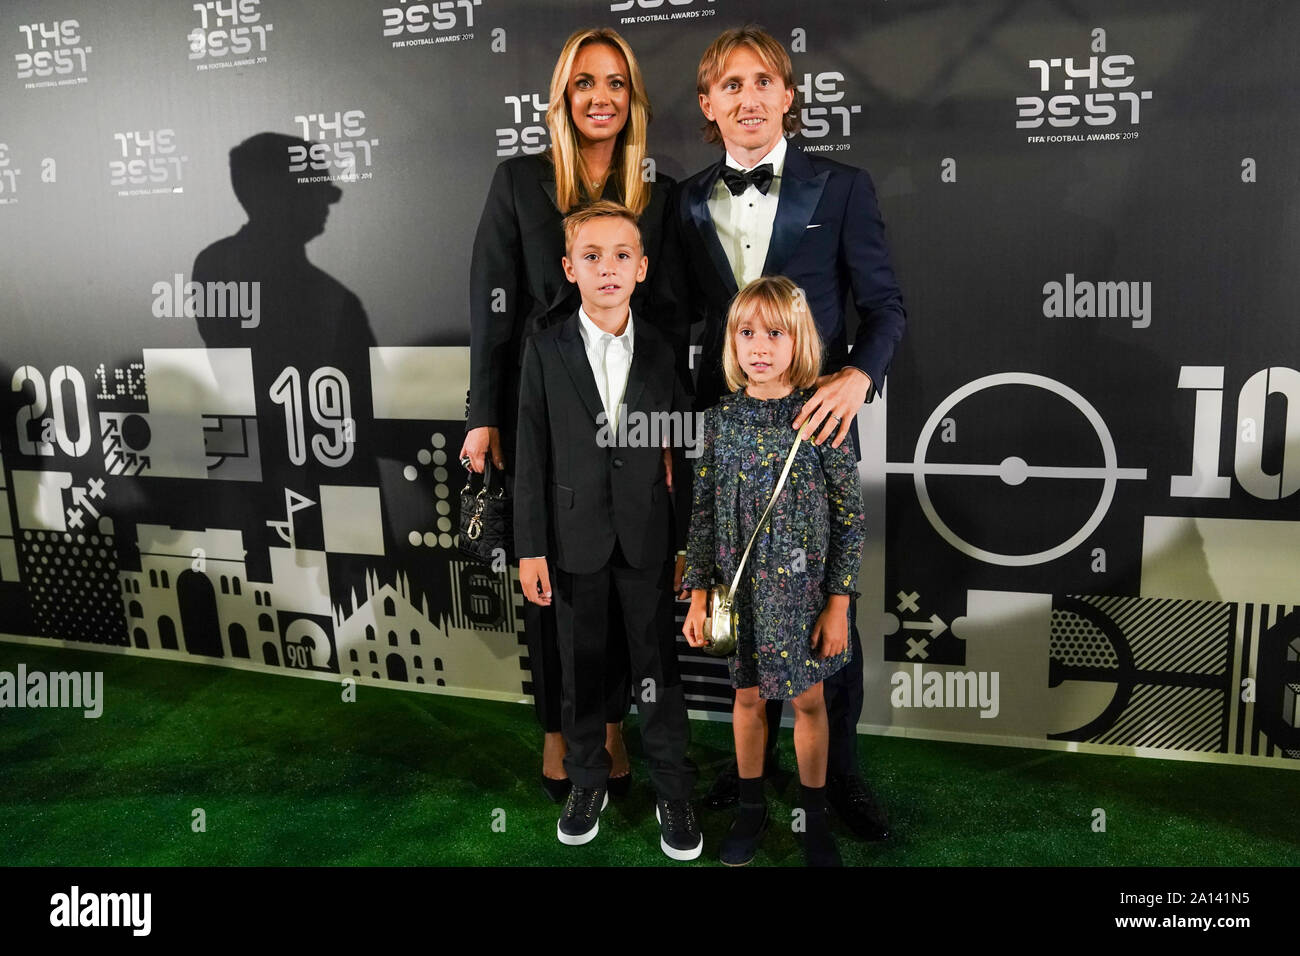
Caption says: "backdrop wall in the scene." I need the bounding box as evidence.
[2,0,1296,768]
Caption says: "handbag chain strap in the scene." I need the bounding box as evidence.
[725,427,805,602]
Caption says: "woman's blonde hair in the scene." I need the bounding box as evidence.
[723,276,822,392]
[546,28,652,216]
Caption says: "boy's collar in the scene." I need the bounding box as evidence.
[577,305,634,344]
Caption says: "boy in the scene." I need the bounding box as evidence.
[514,200,700,859]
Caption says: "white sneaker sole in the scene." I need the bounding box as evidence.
[655,805,703,861]
[557,792,609,846]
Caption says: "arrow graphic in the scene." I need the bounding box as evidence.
[70,487,100,519]
[903,614,948,639]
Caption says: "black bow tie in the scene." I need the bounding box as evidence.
[719,163,774,197]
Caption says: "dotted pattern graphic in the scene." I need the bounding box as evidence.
[21,528,128,646]
[403,431,456,550]
[1049,607,1118,668]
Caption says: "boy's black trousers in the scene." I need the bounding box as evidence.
[553,541,696,800]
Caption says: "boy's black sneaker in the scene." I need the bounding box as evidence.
[655,798,703,861]
[557,785,608,846]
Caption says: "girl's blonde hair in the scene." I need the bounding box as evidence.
[723,276,822,392]
[546,28,652,217]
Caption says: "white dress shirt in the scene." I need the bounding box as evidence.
[577,306,635,430]
[707,135,788,288]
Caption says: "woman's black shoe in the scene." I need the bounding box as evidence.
[826,773,889,841]
[607,770,632,798]
[541,774,572,804]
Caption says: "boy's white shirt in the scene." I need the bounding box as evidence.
[577,305,635,432]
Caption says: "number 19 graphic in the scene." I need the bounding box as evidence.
[269,366,354,467]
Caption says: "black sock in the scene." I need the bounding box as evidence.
[730,775,767,838]
[800,784,839,865]
[800,783,828,816]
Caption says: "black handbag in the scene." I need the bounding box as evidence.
[458,459,513,563]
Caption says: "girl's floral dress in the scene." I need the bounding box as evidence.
[683,387,866,699]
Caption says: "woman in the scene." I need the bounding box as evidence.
[460,27,684,801]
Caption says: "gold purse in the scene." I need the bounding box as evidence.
[702,584,737,656]
[702,431,805,657]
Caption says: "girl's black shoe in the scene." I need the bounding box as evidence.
[799,810,842,867]
[718,805,768,866]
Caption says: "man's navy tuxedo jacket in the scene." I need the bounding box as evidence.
[672,142,907,410]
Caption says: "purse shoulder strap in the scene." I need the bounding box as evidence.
[726,429,804,601]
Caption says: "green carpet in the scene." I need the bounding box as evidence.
[1,643,1296,866]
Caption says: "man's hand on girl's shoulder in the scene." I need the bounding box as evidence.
[792,367,872,448]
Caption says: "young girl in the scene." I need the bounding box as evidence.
[683,276,866,867]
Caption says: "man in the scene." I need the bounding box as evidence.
[673,26,906,840]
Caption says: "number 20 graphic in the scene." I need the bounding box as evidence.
[12,365,92,458]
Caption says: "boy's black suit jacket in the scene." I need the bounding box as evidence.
[514,311,691,576]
